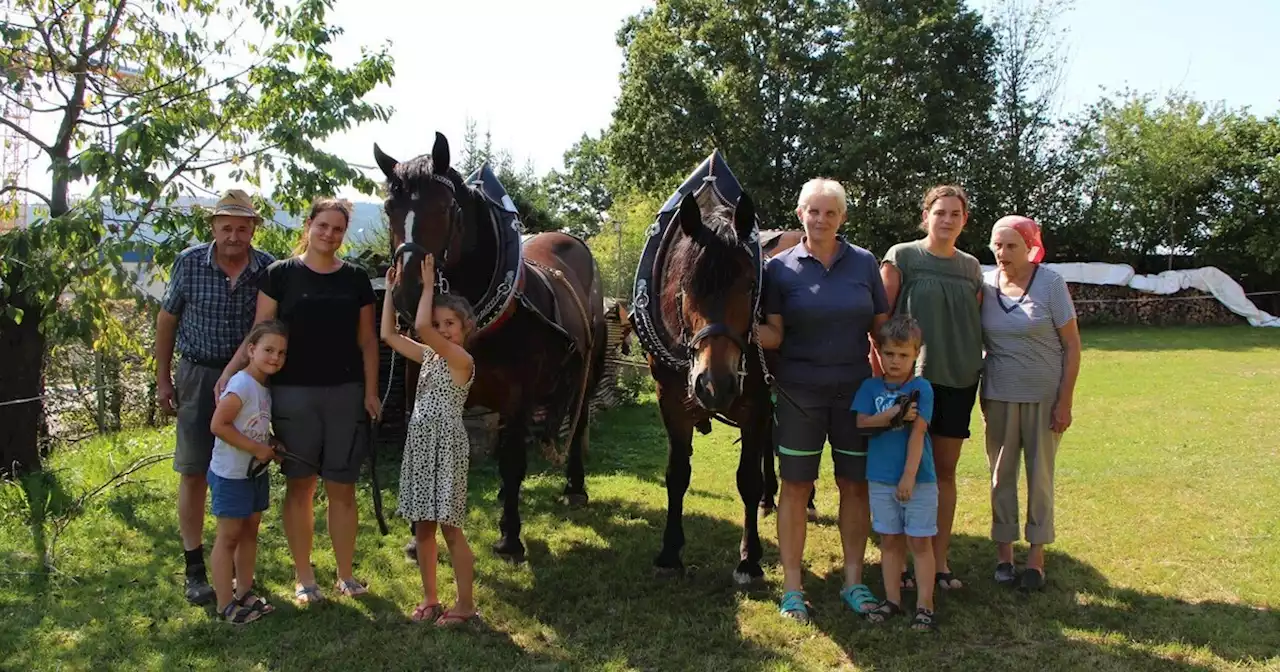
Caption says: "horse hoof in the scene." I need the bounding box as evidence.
[563,492,589,508]
[733,562,765,586]
[806,507,818,523]
[654,565,684,579]
[492,540,526,564]
[758,502,775,517]
[403,539,418,562]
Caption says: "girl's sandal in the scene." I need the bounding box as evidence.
[864,600,903,624]
[435,608,481,627]
[221,601,263,625]
[335,578,369,597]
[294,584,325,605]
[411,602,444,623]
[911,607,939,632]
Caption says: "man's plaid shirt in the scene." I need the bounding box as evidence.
[161,242,275,364]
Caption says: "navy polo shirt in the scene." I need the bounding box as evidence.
[763,238,889,388]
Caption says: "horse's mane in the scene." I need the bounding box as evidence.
[666,206,750,309]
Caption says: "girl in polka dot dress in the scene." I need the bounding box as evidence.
[380,255,478,626]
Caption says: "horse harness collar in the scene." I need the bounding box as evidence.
[630,151,803,426]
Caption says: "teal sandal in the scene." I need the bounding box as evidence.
[839,584,877,614]
[778,590,811,623]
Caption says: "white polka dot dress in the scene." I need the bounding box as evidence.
[397,350,474,527]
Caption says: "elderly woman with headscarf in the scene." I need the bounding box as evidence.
[980,215,1081,592]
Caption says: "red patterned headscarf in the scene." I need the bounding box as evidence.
[993,215,1044,263]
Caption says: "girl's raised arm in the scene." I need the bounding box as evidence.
[414,255,474,387]
[380,264,427,364]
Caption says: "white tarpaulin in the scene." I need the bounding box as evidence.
[980,263,1280,328]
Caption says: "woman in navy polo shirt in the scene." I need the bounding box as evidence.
[759,178,890,623]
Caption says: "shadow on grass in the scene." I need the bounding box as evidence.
[479,482,798,670]
[804,532,1279,671]
[1080,325,1280,352]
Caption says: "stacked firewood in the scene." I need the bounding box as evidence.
[1066,283,1243,326]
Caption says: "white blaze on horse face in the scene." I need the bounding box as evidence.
[405,193,418,244]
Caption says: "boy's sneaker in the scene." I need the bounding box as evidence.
[994,562,1018,586]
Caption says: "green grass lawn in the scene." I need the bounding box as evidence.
[3,325,1279,671]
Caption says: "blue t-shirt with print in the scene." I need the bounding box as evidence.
[851,376,936,484]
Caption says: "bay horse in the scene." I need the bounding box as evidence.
[630,152,772,584]
[374,132,607,563]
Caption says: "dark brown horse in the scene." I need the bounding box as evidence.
[374,132,607,562]
[630,153,772,583]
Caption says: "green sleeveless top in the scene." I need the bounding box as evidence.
[882,240,983,388]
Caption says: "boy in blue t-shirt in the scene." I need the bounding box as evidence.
[851,315,938,632]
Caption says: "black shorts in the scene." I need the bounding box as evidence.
[271,382,368,483]
[930,382,979,440]
[773,382,867,483]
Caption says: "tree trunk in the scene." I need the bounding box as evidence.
[0,285,46,476]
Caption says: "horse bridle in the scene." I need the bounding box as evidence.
[674,247,755,391]
[391,173,464,298]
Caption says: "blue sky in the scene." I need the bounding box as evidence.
[16,0,1280,204]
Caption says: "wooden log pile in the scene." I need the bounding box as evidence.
[1066,283,1244,326]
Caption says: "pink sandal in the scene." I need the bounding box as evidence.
[411,602,444,623]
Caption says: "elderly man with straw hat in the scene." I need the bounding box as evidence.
[154,189,275,605]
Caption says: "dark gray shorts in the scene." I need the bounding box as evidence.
[773,382,867,484]
[173,359,221,475]
[271,382,368,484]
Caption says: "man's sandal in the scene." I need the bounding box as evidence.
[864,599,903,624]
[911,607,938,632]
[778,590,811,624]
[221,600,262,625]
[839,584,878,614]
[411,602,444,623]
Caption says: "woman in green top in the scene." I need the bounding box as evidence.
[879,185,983,592]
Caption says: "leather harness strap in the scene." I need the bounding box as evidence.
[524,257,595,446]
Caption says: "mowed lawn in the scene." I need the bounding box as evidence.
[2,326,1279,671]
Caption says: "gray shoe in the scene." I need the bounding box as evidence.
[185,573,215,605]
[994,562,1018,586]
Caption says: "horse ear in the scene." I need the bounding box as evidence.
[373,143,398,182]
[734,192,757,241]
[432,132,451,173]
[677,193,704,240]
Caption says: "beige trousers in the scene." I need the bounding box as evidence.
[982,399,1061,545]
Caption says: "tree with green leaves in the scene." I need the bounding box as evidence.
[608,0,846,224]
[546,132,612,239]
[975,0,1072,223]
[0,0,394,474]
[588,188,669,301]
[1076,92,1231,265]
[608,0,997,255]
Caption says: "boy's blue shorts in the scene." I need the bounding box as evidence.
[869,481,938,538]
[208,471,270,519]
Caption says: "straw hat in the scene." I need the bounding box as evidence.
[209,189,261,221]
